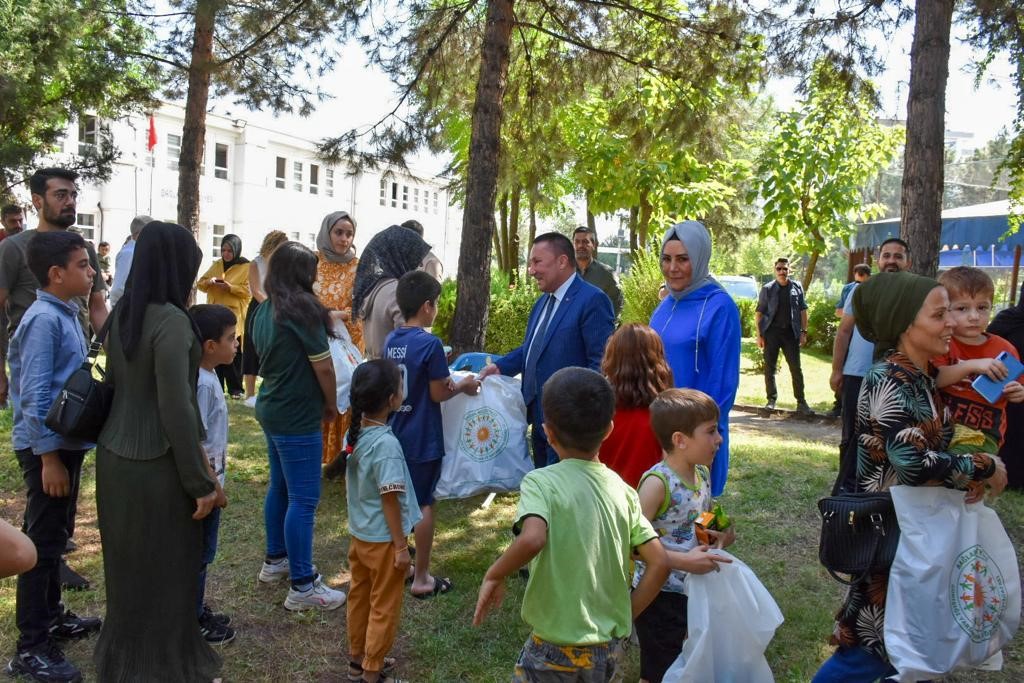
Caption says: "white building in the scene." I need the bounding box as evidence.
[49,102,463,275]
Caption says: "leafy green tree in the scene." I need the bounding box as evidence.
[752,61,902,289]
[0,0,156,197]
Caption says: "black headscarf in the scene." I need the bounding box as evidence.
[988,282,1024,356]
[220,234,248,271]
[351,225,432,316]
[116,221,202,359]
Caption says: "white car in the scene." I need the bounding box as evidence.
[716,275,759,301]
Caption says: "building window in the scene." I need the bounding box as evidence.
[214,143,228,179]
[293,161,303,192]
[325,169,334,198]
[379,177,387,206]
[211,224,225,259]
[401,184,408,210]
[275,157,286,189]
[433,191,439,214]
[309,164,319,195]
[413,187,420,212]
[307,233,315,246]
[78,116,98,156]
[167,134,182,171]
[76,214,96,241]
[290,231,300,241]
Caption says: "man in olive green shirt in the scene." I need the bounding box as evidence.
[573,226,622,318]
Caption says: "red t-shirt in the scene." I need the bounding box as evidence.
[599,406,664,489]
[933,333,1021,452]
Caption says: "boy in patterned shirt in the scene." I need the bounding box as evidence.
[633,388,737,683]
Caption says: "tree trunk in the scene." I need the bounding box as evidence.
[527,190,537,247]
[177,0,217,240]
[585,190,596,231]
[638,191,653,248]
[495,190,508,274]
[628,205,639,253]
[509,184,521,285]
[803,250,820,291]
[449,0,515,354]
[900,0,953,277]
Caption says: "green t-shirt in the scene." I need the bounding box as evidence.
[515,458,657,645]
[251,300,330,435]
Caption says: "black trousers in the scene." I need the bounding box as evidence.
[16,448,86,651]
[215,343,243,395]
[763,327,805,402]
[835,375,864,493]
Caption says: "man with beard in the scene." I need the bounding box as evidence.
[0,168,108,591]
[573,226,622,317]
[829,237,911,492]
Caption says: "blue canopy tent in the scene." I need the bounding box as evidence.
[853,200,1023,300]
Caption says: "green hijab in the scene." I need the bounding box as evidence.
[853,271,940,360]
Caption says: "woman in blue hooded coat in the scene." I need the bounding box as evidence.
[649,221,740,496]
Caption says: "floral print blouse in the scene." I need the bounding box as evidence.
[831,350,996,661]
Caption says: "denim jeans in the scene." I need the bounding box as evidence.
[812,646,898,683]
[262,430,322,588]
[196,507,222,618]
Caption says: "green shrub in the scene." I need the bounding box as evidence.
[804,285,838,354]
[431,271,538,356]
[736,298,756,338]
[432,277,458,343]
[621,244,663,324]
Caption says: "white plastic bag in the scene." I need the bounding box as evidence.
[329,322,363,413]
[663,551,783,683]
[434,373,532,500]
[884,485,1021,682]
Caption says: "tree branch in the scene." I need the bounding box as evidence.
[215,0,308,67]
[128,50,189,71]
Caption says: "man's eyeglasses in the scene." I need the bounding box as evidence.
[775,266,788,272]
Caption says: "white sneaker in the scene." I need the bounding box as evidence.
[243,396,257,408]
[284,575,346,611]
[258,558,289,583]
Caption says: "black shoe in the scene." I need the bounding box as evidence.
[58,561,89,591]
[765,400,776,410]
[825,406,841,418]
[49,609,101,641]
[796,401,814,415]
[198,611,236,645]
[6,642,82,682]
[63,539,77,555]
[199,605,231,628]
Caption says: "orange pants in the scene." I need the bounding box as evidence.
[347,537,406,673]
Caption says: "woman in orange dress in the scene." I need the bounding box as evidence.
[313,211,363,474]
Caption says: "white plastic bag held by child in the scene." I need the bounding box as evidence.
[435,373,531,500]
[663,551,783,683]
[330,322,363,412]
[884,485,1021,682]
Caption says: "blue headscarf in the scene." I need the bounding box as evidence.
[661,221,720,300]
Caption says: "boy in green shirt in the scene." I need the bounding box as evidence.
[473,367,668,681]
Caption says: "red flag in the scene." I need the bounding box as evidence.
[147,114,158,152]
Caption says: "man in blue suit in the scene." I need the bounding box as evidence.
[480,232,614,467]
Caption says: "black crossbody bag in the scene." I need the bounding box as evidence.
[44,317,113,443]
[817,443,900,585]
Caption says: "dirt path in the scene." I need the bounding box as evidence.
[729,409,840,446]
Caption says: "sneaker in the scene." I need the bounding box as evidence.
[198,612,236,645]
[796,401,814,415]
[257,558,289,583]
[243,396,257,408]
[49,610,101,641]
[764,400,777,410]
[58,560,89,591]
[6,642,82,682]
[199,605,231,627]
[284,575,346,611]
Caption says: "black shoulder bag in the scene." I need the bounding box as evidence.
[44,317,114,443]
[817,439,900,585]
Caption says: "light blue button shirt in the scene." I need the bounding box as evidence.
[9,290,92,454]
[842,284,875,378]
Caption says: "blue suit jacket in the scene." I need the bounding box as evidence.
[496,276,614,415]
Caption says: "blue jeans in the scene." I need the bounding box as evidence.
[262,430,322,588]
[196,507,221,618]
[812,647,898,683]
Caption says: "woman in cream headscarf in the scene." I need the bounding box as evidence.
[649,220,740,496]
[312,211,364,474]
[814,271,1007,682]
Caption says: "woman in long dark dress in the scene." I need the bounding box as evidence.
[94,221,223,682]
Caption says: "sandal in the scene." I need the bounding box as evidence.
[348,656,397,682]
[411,576,453,600]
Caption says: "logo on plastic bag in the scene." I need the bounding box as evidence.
[950,544,1008,643]
[459,408,508,462]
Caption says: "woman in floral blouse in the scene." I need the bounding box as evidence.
[312,211,364,474]
[813,271,1007,683]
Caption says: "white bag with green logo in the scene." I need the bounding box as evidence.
[884,485,1020,682]
[435,373,531,500]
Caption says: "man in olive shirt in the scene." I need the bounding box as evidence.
[0,168,107,590]
[573,226,623,317]
[0,204,27,394]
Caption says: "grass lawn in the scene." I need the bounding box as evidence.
[736,338,838,413]
[0,405,1022,681]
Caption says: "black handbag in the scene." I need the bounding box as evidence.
[44,318,113,442]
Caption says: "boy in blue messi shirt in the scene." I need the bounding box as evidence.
[6,231,102,683]
[382,270,479,599]
[473,367,669,682]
